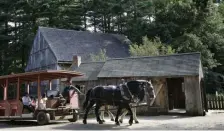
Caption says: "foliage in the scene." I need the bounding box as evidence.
[90,49,108,62]
[129,36,175,57]
[204,71,224,94]
[171,33,218,69]
[0,0,224,94]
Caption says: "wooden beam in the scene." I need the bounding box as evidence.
[37,75,41,110]
[17,77,20,100]
[27,82,30,94]
[150,84,163,106]
[49,80,52,90]
[4,79,8,100]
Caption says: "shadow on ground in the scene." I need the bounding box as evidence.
[130,114,195,120]
[0,115,199,130]
[0,120,66,128]
[52,123,130,130]
[51,115,196,130]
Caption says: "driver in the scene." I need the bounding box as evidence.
[62,79,82,103]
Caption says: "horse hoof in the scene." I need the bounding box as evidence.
[119,120,123,123]
[135,120,139,124]
[115,122,120,126]
[111,118,114,121]
[83,120,87,124]
[129,120,133,126]
[99,121,103,124]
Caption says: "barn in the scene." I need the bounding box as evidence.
[25,26,131,90]
[70,52,205,116]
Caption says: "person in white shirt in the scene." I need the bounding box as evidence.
[22,92,34,112]
[42,93,47,104]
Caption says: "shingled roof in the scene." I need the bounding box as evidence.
[39,27,131,62]
[71,52,203,81]
[97,52,203,78]
[71,62,105,81]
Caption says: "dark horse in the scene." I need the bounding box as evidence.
[82,80,155,125]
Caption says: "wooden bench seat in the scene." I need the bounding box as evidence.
[0,100,11,116]
[46,98,60,108]
[8,99,23,116]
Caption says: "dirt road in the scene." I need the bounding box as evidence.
[0,111,224,130]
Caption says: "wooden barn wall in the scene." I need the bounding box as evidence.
[26,31,58,91]
[73,77,169,114]
[26,31,57,72]
[72,76,205,116]
[151,78,169,113]
[184,76,204,116]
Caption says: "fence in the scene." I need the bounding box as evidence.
[207,95,224,110]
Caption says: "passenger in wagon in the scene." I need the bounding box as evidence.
[35,94,47,110]
[22,92,34,112]
[42,93,48,104]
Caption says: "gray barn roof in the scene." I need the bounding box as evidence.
[71,52,203,81]
[71,62,105,81]
[97,52,202,78]
[39,27,131,62]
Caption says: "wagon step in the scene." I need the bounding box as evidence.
[58,106,67,108]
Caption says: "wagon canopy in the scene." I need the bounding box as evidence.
[0,70,84,84]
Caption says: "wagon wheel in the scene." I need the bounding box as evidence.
[68,110,79,122]
[37,112,50,125]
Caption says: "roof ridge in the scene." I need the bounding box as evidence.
[81,61,106,64]
[38,26,127,37]
[106,52,201,61]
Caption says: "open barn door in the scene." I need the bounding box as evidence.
[167,78,185,110]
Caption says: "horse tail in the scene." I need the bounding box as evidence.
[83,88,92,110]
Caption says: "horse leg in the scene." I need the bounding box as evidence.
[115,106,122,125]
[95,103,103,124]
[100,107,105,123]
[133,107,139,123]
[119,109,128,123]
[105,105,115,121]
[107,109,115,121]
[83,101,95,124]
[125,104,133,126]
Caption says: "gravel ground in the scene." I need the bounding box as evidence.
[0,110,224,130]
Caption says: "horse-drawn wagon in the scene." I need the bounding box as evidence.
[0,70,83,125]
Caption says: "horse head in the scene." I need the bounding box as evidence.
[142,80,155,100]
[126,80,155,102]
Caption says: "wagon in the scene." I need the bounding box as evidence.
[0,70,84,125]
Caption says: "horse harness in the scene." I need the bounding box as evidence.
[91,82,145,104]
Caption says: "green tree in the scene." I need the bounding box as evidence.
[129,36,175,57]
[90,49,108,62]
[172,33,219,69]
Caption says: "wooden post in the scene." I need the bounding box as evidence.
[184,76,203,116]
[49,80,52,90]
[4,79,8,100]
[17,77,20,100]
[37,75,41,109]
[27,82,30,94]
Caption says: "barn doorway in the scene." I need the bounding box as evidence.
[167,77,186,112]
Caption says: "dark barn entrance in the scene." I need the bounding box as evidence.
[167,77,185,110]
